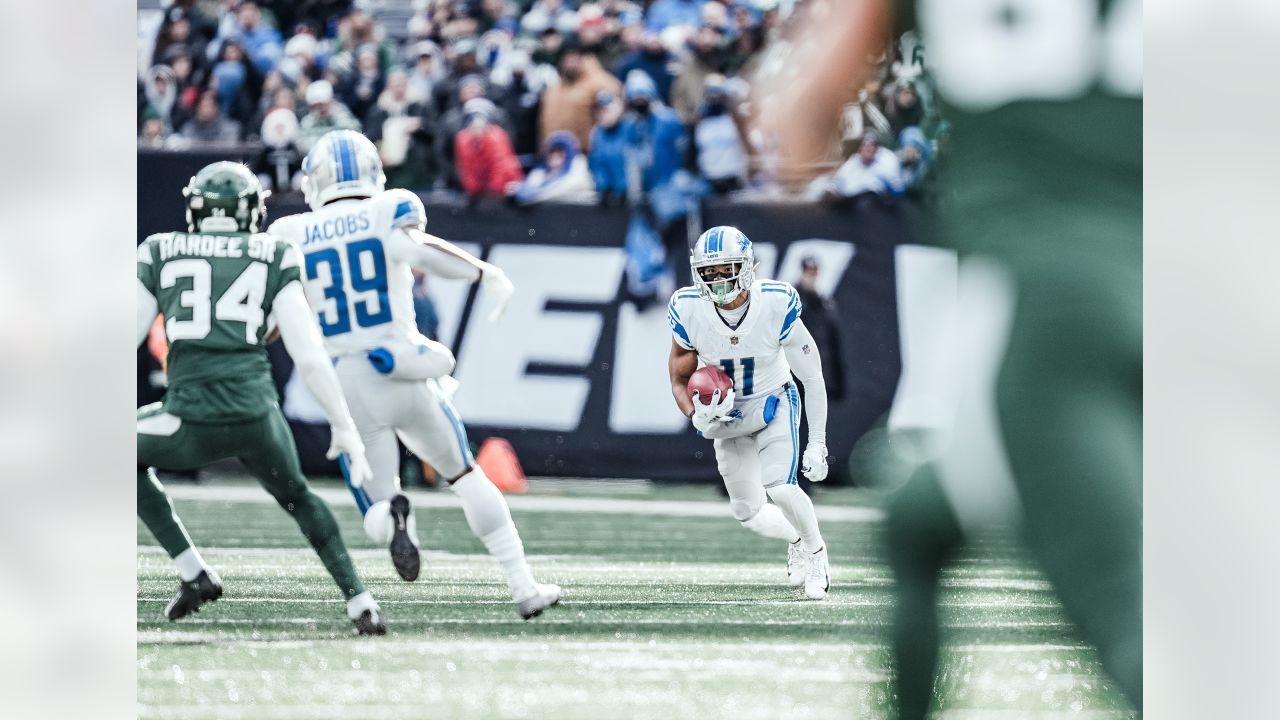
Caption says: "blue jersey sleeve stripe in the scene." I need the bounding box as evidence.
[780,306,800,340]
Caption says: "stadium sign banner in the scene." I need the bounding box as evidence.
[140,152,936,481]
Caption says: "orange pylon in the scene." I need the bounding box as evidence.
[475,437,528,494]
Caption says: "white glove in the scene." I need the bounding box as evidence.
[328,424,373,488]
[801,441,829,482]
[480,264,514,321]
[690,387,736,434]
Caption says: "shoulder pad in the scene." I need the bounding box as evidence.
[759,281,803,341]
[380,189,427,232]
[668,288,699,350]
[137,233,172,264]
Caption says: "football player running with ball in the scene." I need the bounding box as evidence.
[268,129,560,619]
[667,226,833,599]
[137,162,386,635]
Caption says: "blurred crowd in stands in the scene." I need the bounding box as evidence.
[138,0,945,205]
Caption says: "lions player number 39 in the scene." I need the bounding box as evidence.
[304,239,392,336]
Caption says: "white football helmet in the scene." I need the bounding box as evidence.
[301,129,386,210]
[691,226,756,305]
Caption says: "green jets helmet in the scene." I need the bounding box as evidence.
[182,161,269,233]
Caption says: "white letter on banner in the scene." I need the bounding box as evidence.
[429,241,482,348]
[609,301,689,433]
[452,245,627,430]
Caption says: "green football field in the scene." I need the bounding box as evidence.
[137,476,1136,719]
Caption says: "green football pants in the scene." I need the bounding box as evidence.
[137,403,366,600]
[887,260,1142,717]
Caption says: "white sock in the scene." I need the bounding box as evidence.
[767,484,825,554]
[174,547,209,582]
[451,468,537,597]
[346,590,379,620]
[740,502,802,542]
[362,500,394,544]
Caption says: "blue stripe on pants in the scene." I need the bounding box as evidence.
[787,385,800,484]
[338,454,372,514]
[438,398,475,466]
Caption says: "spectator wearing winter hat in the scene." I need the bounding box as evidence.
[693,74,749,194]
[454,98,524,200]
[366,69,440,190]
[336,45,384,125]
[407,41,446,106]
[830,131,904,199]
[621,69,685,193]
[513,130,597,205]
[210,39,264,131]
[539,39,623,151]
[296,79,362,153]
[671,22,729,125]
[432,37,485,116]
[278,31,320,84]
[180,90,243,146]
[589,89,629,205]
[884,80,925,141]
[437,74,512,189]
[490,50,545,161]
[613,30,676,103]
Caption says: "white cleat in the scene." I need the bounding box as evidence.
[515,583,561,620]
[804,546,830,600]
[786,540,805,587]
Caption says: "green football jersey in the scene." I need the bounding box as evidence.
[901,0,1141,266]
[137,231,302,422]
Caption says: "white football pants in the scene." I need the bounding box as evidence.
[334,356,474,508]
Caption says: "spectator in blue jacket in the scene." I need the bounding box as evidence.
[612,30,676,103]
[214,1,282,74]
[621,70,686,193]
[588,90,629,205]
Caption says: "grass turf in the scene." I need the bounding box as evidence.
[137,479,1135,719]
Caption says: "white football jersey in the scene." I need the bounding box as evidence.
[668,279,803,400]
[268,189,427,355]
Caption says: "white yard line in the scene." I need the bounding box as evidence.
[161,483,885,522]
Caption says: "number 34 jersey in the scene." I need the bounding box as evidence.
[668,280,803,401]
[267,189,428,356]
[137,230,301,421]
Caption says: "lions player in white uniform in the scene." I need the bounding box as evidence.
[269,129,560,619]
[667,226,832,599]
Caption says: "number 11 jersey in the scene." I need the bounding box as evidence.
[267,189,429,356]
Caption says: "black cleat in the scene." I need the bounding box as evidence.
[352,608,387,636]
[389,493,421,581]
[165,569,224,621]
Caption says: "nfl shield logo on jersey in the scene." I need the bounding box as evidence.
[730,336,739,346]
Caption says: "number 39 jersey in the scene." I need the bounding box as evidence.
[267,189,428,356]
[668,280,803,401]
[137,230,301,421]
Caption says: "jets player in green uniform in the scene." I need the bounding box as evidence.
[757,1,1141,717]
[137,162,387,635]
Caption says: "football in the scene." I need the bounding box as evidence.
[688,365,734,404]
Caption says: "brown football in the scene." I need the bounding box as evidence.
[687,365,733,405]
